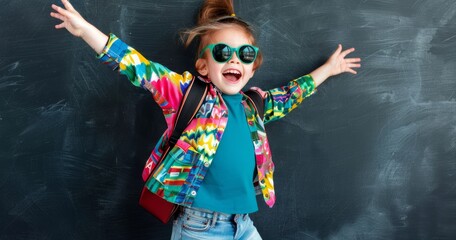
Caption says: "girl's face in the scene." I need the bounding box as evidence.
[196,26,256,95]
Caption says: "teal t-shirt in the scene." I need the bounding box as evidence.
[192,93,258,214]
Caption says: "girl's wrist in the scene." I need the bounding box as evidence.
[310,63,332,87]
[79,21,93,39]
[321,63,333,79]
[79,23,109,54]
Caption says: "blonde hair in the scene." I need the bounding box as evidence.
[180,0,263,70]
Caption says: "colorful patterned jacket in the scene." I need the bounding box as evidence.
[97,34,316,208]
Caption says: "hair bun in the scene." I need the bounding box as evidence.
[197,0,235,25]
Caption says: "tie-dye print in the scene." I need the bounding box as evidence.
[97,34,316,208]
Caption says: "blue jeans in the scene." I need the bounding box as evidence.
[171,207,262,240]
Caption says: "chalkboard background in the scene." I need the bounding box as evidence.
[1,0,455,239]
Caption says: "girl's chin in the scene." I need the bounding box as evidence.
[219,85,243,95]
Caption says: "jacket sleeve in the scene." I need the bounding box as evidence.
[96,33,193,117]
[263,74,316,124]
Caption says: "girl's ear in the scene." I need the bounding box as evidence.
[195,58,208,76]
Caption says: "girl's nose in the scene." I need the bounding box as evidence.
[229,52,241,64]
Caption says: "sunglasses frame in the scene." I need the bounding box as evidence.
[198,43,259,64]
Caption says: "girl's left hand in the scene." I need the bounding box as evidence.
[326,44,361,76]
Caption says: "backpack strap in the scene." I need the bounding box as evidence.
[245,89,265,120]
[168,78,208,149]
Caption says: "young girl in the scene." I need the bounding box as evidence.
[50,0,361,239]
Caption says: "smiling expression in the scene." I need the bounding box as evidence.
[196,26,257,95]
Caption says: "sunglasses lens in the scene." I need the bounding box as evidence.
[239,45,257,64]
[212,44,232,62]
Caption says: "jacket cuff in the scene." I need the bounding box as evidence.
[301,74,317,97]
[96,33,128,70]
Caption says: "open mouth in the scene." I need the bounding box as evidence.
[222,69,242,82]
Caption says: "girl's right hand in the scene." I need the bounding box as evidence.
[50,0,89,38]
[50,0,108,54]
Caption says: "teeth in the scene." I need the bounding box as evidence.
[223,69,241,75]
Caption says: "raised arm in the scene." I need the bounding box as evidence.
[262,45,360,124]
[50,0,108,54]
[50,0,193,123]
[310,44,361,87]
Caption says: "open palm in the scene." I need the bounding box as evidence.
[50,0,87,37]
[327,44,361,76]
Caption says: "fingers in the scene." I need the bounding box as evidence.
[50,12,66,21]
[50,1,78,29]
[346,58,361,71]
[329,44,361,75]
[346,59,361,74]
[346,58,361,63]
[55,22,66,29]
[346,57,361,68]
[346,57,361,74]
[51,4,70,17]
[347,63,361,69]
[339,46,361,74]
[340,47,355,58]
[333,44,342,55]
[346,68,358,74]
[61,0,76,12]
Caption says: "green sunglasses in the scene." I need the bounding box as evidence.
[199,43,259,64]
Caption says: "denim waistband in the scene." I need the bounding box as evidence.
[180,206,248,223]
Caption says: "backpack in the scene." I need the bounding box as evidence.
[139,77,264,223]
